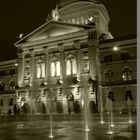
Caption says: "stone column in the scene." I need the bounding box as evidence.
[58,43,64,84]
[29,49,35,86]
[88,30,99,81]
[74,40,81,81]
[17,50,25,87]
[43,46,49,84]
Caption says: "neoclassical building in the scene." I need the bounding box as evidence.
[0,0,136,114]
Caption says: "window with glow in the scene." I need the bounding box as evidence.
[24,61,30,80]
[50,57,60,77]
[81,17,85,24]
[36,59,45,79]
[72,18,76,24]
[122,66,132,81]
[104,68,114,82]
[81,54,89,73]
[66,54,77,75]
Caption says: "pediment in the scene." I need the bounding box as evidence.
[15,20,91,45]
[27,22,85,42]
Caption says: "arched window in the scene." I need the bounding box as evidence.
[104,68,114,82]
[76,17,80,24]
[81,16,85,24]
[50,56,60,77]
[9,98,14,106]
[81,54,89,73]
[122,66,133,81]
[66,54,77,75]
[0,80,5,91]
[85,18,88,24]
[0,99,3,106]
[72,18,76,24]
[8,79,15,91]
[24,61,30,80]
[36,59,45,79]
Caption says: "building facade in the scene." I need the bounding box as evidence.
[0,60,18,114]
[0,0,137,115]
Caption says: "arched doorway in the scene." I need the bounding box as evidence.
[73,101,81,113]
[125,90,133,100]
[66,92,74,114]
[89,100,98,113]
[42,103,46,114]
[56,101,63,113]
[22,103,31,114]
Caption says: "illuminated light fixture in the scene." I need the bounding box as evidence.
[44,81,47,86]
[14,63,18,66]
[113,46,119,51]
[29,83,32,87]
[129,120,133,124]
[122,75,125,78]
[110,124,115,127]
[100,121,104,124]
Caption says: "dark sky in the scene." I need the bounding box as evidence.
[0,0,136,61]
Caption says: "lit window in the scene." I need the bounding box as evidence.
[104,68,114,82]
[72,18,76,24]
[81,17,85,24]
[66,54,77,75]
[36,59,45,79]
[51,57,60,77]
[122,66,132,81]
[8,79,15,91]
[76,18,80,24]
[24,61,30,80]
[85,18,88,24]
[81,54,89,73]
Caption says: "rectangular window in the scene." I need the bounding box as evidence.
[103,54,112,63]
[0,71,5,76]
[121,52,130,60]
[10,69,15,75]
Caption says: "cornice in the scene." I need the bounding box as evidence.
[16,28,96,48]
[99,38,137,48]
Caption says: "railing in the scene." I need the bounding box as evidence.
[101,79,137,86]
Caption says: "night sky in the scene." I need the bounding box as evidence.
[0,0,136,61]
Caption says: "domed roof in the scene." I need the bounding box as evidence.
[59,0,99,7]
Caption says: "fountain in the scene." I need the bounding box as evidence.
[110,100,115,127]
[127,98,133,124]
[106,91,115,135]
[106,111,113,135]
[48,89,54,139]
[125,89,133,124]
[99,91,104,124]
[83,86,90,132]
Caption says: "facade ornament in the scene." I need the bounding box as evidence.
[51,5,60,21]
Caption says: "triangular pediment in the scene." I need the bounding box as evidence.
[15,20,93,45]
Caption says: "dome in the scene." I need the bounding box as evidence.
[59,0,99,7]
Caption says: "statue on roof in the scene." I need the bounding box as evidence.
[51,5,60,21]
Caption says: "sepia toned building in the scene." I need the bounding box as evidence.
[0,60,18,114]
[0,0,137,114]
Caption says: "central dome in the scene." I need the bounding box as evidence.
[59,0,99,7]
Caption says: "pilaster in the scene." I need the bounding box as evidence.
[17,50,24,87]
[74,40,81,82]
[88,30,99,81]
[58,43,64,84]
[29,49,35,86]
[43,46,49,84]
